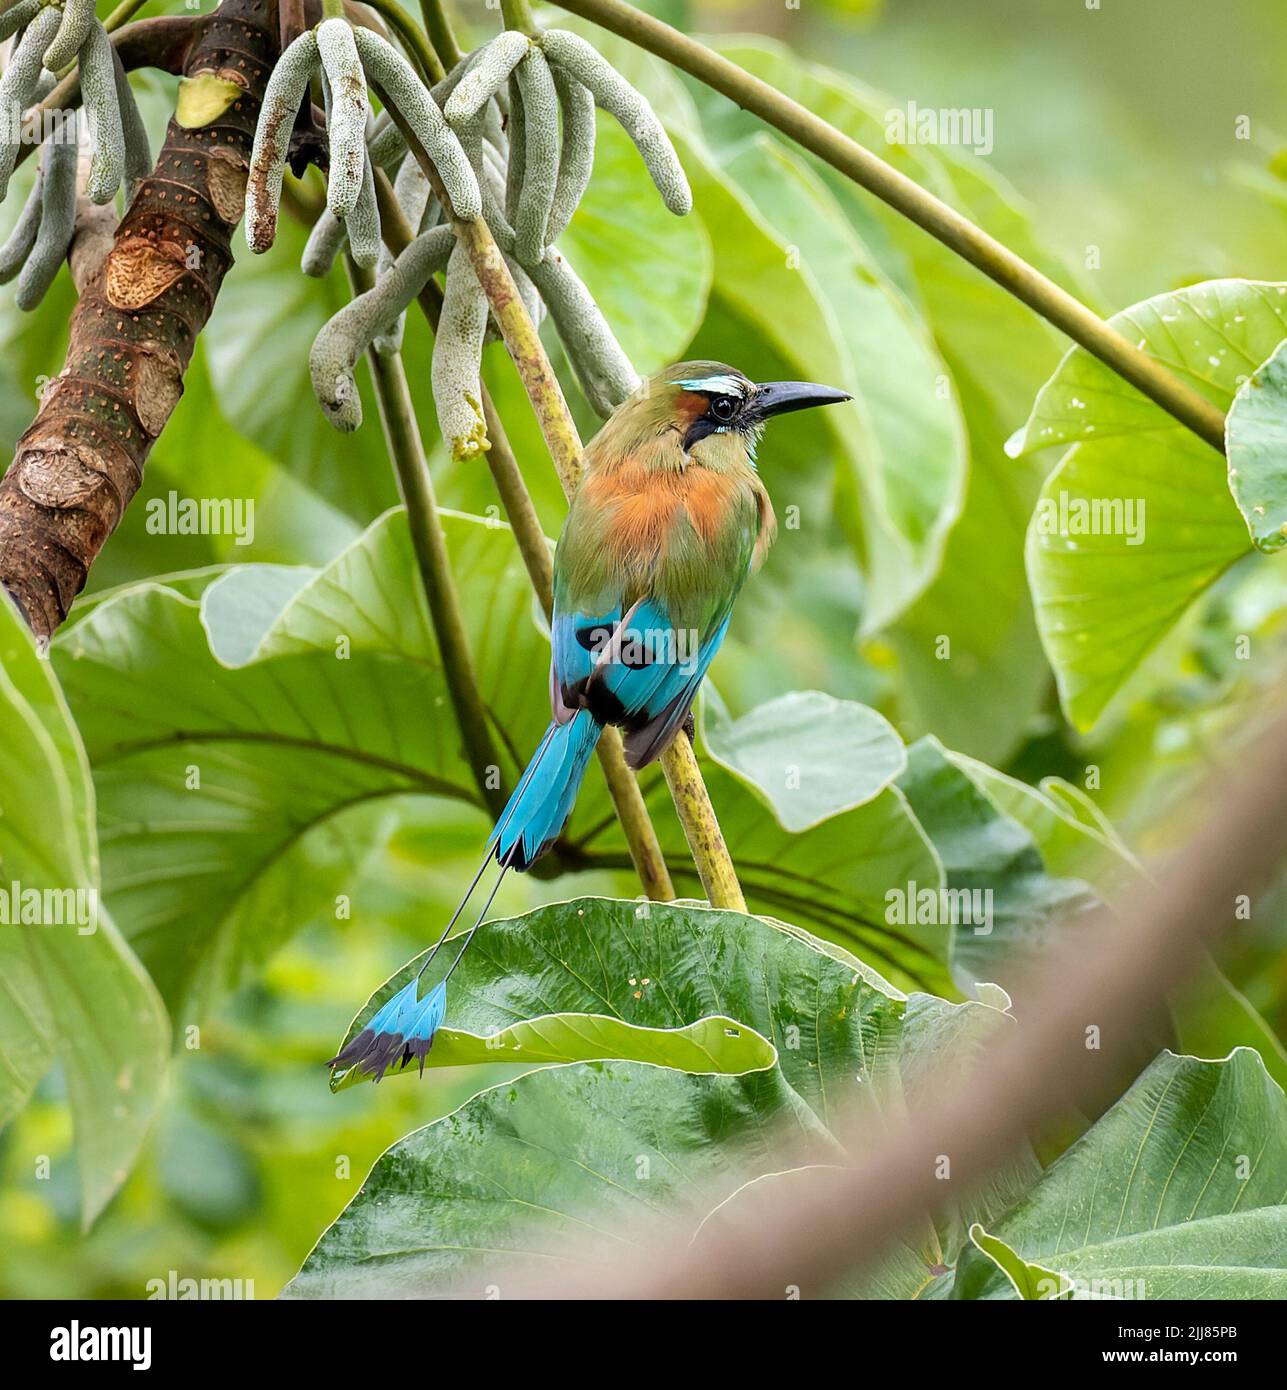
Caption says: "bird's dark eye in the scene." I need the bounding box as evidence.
[710,395,737,423]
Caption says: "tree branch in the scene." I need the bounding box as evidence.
[553,0,1229,455]
[0,0,278,639]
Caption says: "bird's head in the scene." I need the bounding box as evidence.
[596,361,851,469]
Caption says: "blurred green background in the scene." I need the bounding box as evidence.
[1,0,1284,1298]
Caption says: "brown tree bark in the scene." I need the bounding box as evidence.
[0,0,279,639]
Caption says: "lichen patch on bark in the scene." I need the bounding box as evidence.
[104,238,189,310]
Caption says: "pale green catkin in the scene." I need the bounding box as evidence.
[432,241,489,459]
[16,127,76,310]
[539,29,691,217]
[513,51,561,264]
[530,248,639,416]
[0,171,42,283]
[245,29,318,252]
[0,8,63,201]
[482,137,509,220]
[503,74,524,223]
[316,19,368,219]
[79,22,125,205]
[546,67,594,244]
[372,157,436,355]
[0,0,40,45]
[453,110,513,250]
[310,224,454,430]
[368,112,405,170]
[301,205,346,276]
[442,30,527,124]
[393,150,433,232]
[112,48,151,200]
[351,27,480,221]
[41,0,95,74]
[345,149,380,268]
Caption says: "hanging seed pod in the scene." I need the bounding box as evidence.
[393,150,433,232]
[502,73,524,224]
[351,26,481,221]
[441,31,528,125]
[539,29,691,216]
[368,111,405,170]
[310,224,454,430]
[301,205,346,277]
[529,248,639,416]
[432,241,489,459]
[16,127,77,310]
[0,7,63,201]
[370,155,436,355]
[316,19,368,219]
[113,49,151,201]
[0,171,43,283]
[546,67,594,244]
[512,50,560,264]
[0,0,39,44]
[78,22,125,205]
[370,254,404,357]
[345,149,380,269]
[41,0,95,74]
[245,28,318,252]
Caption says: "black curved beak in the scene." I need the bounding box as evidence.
[750,380,851,422]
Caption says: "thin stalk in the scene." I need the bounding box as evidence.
[419,0,463,70]
[500,0,537,35]
[345,254,510,819]
[553,0,1229,455]
[373,172,676,900]
[351,0,444,83]
[103,0,151,32]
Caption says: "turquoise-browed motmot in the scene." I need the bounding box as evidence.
[329,361,849,1080]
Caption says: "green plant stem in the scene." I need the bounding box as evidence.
[103,0,150,32]
[553,0,1229,456]
[419,0,463,70]
[500,0,537,34]
[352,0,444,83]
[345,254,510,819]
[322,0,345,19]
[372,172,676,901]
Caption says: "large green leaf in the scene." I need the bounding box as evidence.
[49,509,552,1026]
[954,1049,1287,1299]
[288,899,1023,1298]
[1012,280,1287,729]
[703,36,1069,761]
[0,596,169,1226]
[1226,335,1287,552]
[896,738,1094,993]
[702,688,905,832]
[329,896,848,1090]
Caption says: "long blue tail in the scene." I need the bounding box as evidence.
[490,710,603,870]
[327,711,602,1082]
